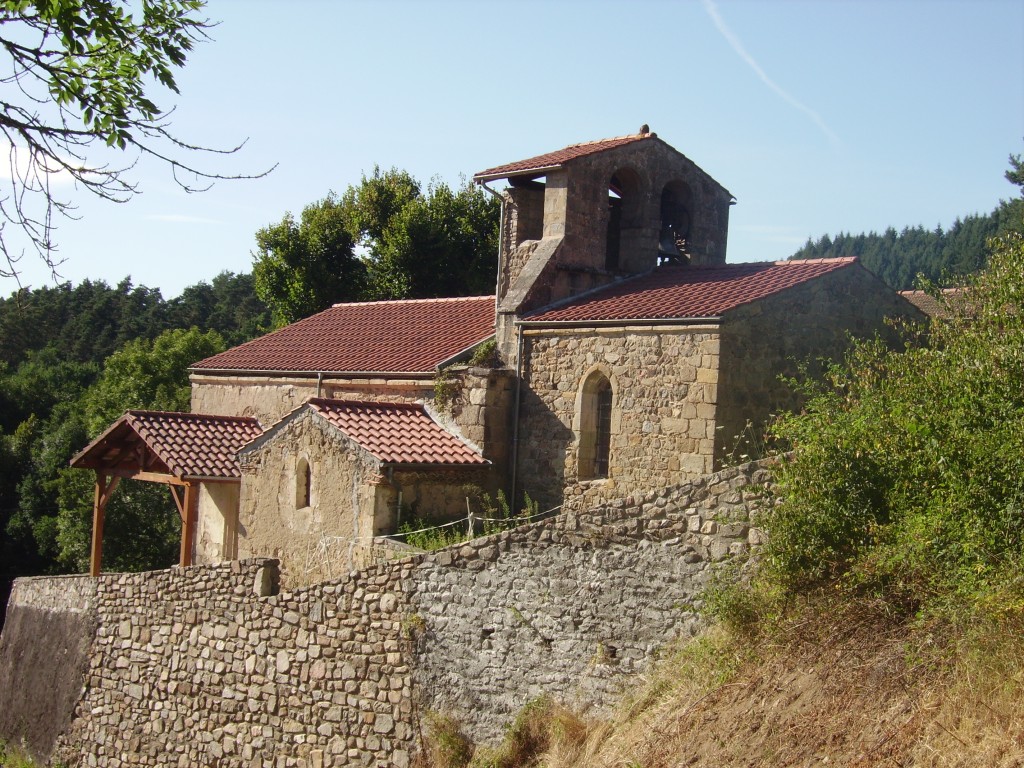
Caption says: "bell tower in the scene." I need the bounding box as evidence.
[474,129,735,361]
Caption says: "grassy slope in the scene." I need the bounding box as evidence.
[422,602,1024,768]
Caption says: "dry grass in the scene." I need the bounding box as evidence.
[415,600,1024,768]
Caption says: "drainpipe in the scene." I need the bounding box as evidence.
[316,371,324,398]
[509,323,525,509]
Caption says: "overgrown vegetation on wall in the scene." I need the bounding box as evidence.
[712,159,1024,650]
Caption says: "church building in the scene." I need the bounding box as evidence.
[72,129,922,587]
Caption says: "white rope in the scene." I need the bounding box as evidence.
[344,503,564,544]
[477,503,562,523]
[388,516,467,538]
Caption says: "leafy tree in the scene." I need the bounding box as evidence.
[364,177,501,300]
[82,326,224,433]
[252,167,501,319]
[252,194,367,326]
[342,166,421,246]
[0,0,269,278]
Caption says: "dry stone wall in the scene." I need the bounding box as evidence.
[0,461,771,767]
[53,559,419,768]
[406,460,769,738]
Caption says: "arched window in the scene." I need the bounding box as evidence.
[605,168,640,272]
[578,371,614,480]
[659,181,693,265]
[295,457,311,509]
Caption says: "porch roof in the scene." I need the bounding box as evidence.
[70,410,264,481]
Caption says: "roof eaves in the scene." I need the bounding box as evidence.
[188,367,437,378]
[381,459,491,470]
[69,414,130,468]
[517,316,723,328]
[473,164,562,183]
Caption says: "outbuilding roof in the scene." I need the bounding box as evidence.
[524,258,859,323]
[192,296,495,376]
[474,133,654,181]
[244,398,488,467]
[71,411,264,480]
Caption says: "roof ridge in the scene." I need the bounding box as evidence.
[773,256,857,266]
[309,397,424,412]
[561,132,651,149]
[125,409,261,423]
[329,295,494,308]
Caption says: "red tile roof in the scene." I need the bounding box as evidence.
[525,258,859,323]
[192,296,495,375]
[71,411,263,480]
[474,133,654,181]
[900,289,958,318]
[308,399,488,466]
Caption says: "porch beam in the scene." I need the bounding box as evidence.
[89,473,121,577]
[179,482,199,567]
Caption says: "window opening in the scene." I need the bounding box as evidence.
[578,371,614,480]
[605,178,623,271]
[659,184,692,265]
[594,380,613,478]
[296,457,311,509]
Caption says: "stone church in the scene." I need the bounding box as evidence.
[72,129,921,586]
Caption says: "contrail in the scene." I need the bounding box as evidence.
[701,0,842,147]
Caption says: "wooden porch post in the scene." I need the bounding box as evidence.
[89,473,120,577]
[179,482,199,567]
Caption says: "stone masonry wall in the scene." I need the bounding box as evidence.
[52,559,419,768]
[0,461,771,767]
[516,325,720,512]
[406,460,770,739]
[715,264,925,463]
[190,375,432,426]
[0,575,98,763]
[238,411,381,588]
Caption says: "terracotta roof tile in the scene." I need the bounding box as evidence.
[71,411,263,479]
[308,399,487,466]
[474,134,653,181]
[900,289,958,318]
[193,296,495,375]
[526,258,859,323]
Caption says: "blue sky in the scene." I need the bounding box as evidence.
[6,0,1023,297]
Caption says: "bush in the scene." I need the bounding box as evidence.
[753,224,1024,622]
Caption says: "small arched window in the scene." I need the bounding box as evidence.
[295,457,311,509]
[578,371,614,480]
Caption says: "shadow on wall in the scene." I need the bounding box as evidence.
[0,579,97,764]
[513,386,575,512]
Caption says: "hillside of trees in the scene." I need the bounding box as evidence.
[0,273,272,613]
[789,192,1023,290]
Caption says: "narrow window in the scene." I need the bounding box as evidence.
[594,380,612,478]
[578,371,614,480]
[296,457,311,509]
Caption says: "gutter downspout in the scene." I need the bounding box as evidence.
[316,371,324,398]
[509,323,524,509]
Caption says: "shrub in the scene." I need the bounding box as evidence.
[753,224,1024,623]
